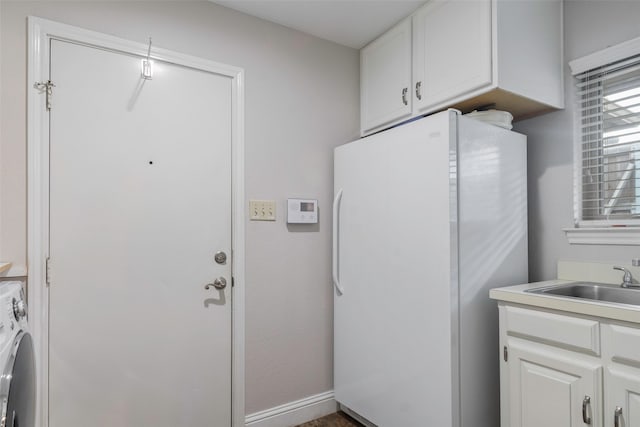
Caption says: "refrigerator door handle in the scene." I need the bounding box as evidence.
[332,189,345,295]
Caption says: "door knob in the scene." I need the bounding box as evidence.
[214,251,227,264]
[205,277,227,290]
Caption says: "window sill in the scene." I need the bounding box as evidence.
[563,227,640,245]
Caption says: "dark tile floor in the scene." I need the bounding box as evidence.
[296,411,363,427]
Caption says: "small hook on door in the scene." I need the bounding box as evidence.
[141,37,153,80]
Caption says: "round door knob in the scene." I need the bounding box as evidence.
[205,277,227,290]
[214,251,227,265]
[13,298,27,320]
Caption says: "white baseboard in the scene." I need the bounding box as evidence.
[245,390,336,427]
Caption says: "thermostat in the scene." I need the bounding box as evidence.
[287,198,318,224]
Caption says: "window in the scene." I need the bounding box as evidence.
[567,36,640,244]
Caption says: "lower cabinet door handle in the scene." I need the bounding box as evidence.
[402,88,408,106]
[582,396,591,424]
[615,406,623,427]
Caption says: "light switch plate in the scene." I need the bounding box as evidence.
[249,200,276,221]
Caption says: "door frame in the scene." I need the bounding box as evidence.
[27,17,245,427]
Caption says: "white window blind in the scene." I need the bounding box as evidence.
[576,53,640,223]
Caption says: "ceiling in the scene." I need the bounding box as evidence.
[210,1,425,49]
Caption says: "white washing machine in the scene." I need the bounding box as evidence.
[0,282,34,427]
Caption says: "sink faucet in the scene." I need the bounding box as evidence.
[613,266,639,288]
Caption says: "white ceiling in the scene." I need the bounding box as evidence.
[211,1,425,49]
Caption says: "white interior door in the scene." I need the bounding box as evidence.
[48,39,232,426]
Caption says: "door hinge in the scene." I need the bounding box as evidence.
[503,345,508,362]
[231,276,235,288]
[45,257,51,287]
[34,80,56,111]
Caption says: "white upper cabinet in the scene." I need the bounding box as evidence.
[360,0,564,136]
[412,0,492,113]
[360,19,412,133]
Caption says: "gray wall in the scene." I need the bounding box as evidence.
[0,1,359,414]
[514,0,640,282]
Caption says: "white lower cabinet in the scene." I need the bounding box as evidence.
[606,366,640,427]
[499,303,640,427]
[506,339,602,427]
[603,323,640,427]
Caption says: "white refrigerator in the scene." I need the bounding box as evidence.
[332,110,528,427]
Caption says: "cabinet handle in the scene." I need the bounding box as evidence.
[402,88,408,105]
[416,81,422,100]
[614,406,623,427]
[582,396,591,424]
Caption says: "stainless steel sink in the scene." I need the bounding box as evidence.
[527,282,640,306]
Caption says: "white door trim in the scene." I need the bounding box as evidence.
[27,17,245,427]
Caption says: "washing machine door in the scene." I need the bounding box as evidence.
[1,332,35,427]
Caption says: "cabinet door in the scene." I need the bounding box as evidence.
[360,19,412,134]
[507,340,602,427]
[412,0,492,112]
[606,366,640,427]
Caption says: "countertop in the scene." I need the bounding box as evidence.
[490,279,640,324]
